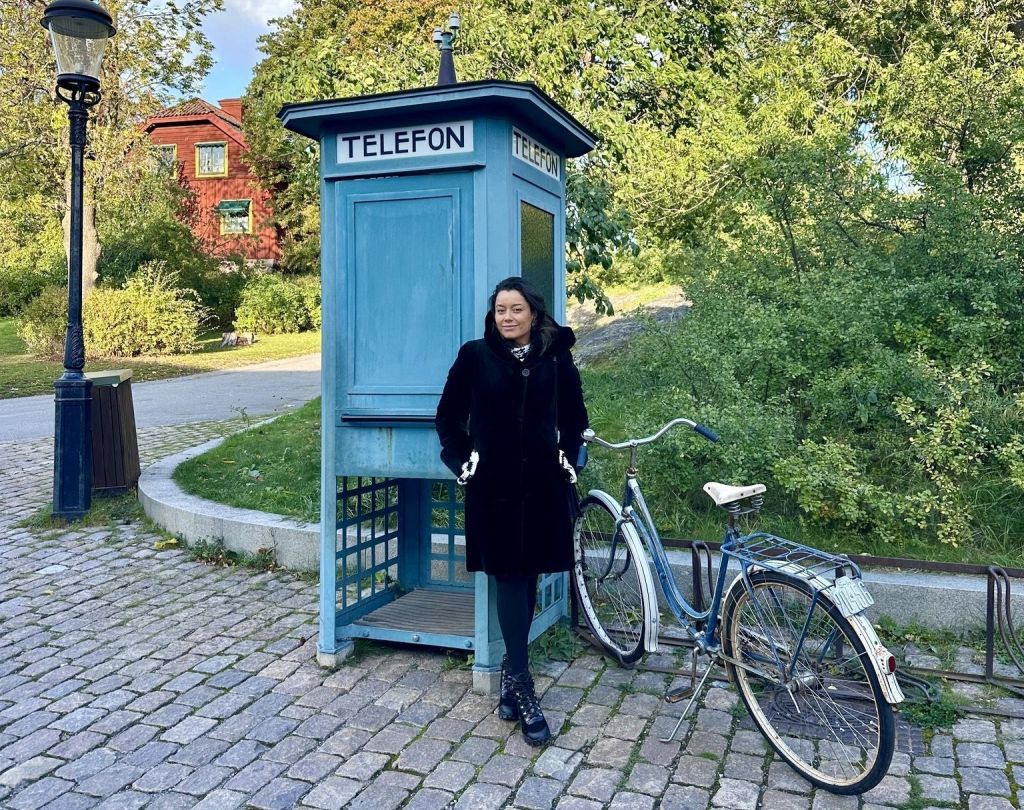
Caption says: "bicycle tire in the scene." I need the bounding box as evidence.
[572,494,653,664]
[721,570,895,794]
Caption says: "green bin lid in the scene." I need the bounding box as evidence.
[84,369,132,386]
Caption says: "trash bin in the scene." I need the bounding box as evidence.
[84,369,140,495]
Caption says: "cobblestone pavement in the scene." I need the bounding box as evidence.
[2,425,1024,808]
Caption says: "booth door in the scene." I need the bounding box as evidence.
[514,183,569,624]
[338,172,473,422]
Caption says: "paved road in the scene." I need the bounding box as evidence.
[0,418,1019,809]
[0,354,321,443]
[2,341,1022,808]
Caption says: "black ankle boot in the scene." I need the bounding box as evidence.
[498,656,517,721]
[509,671,551,746]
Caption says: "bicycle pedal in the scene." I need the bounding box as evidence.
[665,686,695,703]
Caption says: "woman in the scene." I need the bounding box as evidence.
[435,276,588,746]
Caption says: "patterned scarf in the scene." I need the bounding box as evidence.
[510,343,531,362]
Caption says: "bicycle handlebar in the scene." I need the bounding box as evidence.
[582,417,719,451]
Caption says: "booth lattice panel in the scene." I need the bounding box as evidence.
[335,477,399,612]
[538,570,565,614]
[428,481,470,587]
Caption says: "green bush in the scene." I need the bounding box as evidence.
[233,273,311,334]
[192,264,252,330]
[97,166,249,329]
[83,262,207,357]
[17,285,68,359]
[0,262,65,317]
[0,196,66,316]
[295,274,321,329]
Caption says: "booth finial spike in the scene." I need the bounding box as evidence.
[434,11,460,85]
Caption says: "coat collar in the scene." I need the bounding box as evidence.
[483,317,576,367]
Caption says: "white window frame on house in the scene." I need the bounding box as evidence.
[217,199,252,235]
[195,141,228,177]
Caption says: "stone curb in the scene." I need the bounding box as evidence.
[658,550,1022,633]
[140,437,1020,633]
[138,433,320,571]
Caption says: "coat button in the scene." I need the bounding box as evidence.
[522,368,530,377]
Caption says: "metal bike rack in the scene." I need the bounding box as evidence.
[570,539,1024,722]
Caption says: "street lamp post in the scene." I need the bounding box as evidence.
[41,0,116,520]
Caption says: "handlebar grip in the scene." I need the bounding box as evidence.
[694,424,719,443]
[575,445,588,471]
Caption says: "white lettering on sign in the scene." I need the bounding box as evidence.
[337,121,474,163]
[512,128,560,180]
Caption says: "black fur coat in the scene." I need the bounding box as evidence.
[435,321,588,577]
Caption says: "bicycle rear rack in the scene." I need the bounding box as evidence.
[726,531,862,584]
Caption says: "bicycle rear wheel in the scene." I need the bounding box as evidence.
[572,494,652,664]
[721,570,894,794]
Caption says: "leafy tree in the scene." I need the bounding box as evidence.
[0,0,221,309]
[242,0,733,284]
[608,0,1024,550]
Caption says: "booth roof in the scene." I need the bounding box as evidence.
[277,80,597,158]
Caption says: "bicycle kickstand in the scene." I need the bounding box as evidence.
[660,649,713,743]
[664,647,699,703]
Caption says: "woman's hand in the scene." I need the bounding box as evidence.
[558,450,577,484]
[457,450,480,485]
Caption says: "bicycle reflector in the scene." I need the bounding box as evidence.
[876,645,897,674]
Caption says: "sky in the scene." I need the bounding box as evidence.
[199,0,295,103]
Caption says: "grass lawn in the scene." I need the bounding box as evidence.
[0,317,320,399]
[173,397,321,524]
[173,388,1024,569]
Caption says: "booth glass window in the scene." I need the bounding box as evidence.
[520,201,554,306]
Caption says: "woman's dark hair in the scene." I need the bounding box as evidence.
[485,276,559,354]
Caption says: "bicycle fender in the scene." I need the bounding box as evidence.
[585,489,661,654]
[721,571,905,705]
[845,612,906,705]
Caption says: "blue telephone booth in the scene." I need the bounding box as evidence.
[279,81,596,691]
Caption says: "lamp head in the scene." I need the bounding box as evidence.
[41,0,116,92]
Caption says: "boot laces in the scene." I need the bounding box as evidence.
[512,674,543,723]
[500,657,514,697]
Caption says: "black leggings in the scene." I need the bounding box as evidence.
[494,574,539,676]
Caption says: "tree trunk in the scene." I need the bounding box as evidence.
[64,188,100,299]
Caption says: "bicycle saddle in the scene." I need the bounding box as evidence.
[703,481,766,507]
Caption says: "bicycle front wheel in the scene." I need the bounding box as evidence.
[572,494,652,664]
[721,571,895,794]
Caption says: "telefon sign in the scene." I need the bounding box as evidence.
[512,127,559,180]
[337,120,474,163]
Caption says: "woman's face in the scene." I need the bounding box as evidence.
[494,290,534,347]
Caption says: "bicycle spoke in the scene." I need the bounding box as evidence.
[724,573,893,792]
[573,499,648,662]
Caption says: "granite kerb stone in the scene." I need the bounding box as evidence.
[141,434,1023,631]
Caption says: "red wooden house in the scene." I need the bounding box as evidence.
[143,98,281,264]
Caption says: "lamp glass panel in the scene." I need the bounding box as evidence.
[49,28,108,80]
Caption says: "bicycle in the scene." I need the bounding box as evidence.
[571,417,905,795]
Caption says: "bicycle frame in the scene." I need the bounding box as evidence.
[622,473,858,669]
[582,418,902,706]
[619,473,735,652]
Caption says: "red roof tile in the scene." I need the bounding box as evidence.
[148,97,241,129]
